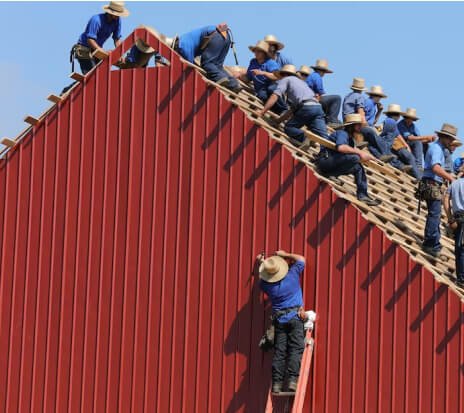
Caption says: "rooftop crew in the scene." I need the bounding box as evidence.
[256,250,307,394]
[257,64,328,146]
[263,34,293,67]
[316,114,381,206]
[174,23,241,93]
[117,39,159,69]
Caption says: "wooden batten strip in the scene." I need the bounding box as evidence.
[24,115,39,126]
[70,72,85,82]
[47,94,63,104]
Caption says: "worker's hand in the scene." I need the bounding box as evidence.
[257,109,266,117]
[251,69,264,76]
[426,136,435,142]
[298,307,308,322]
[275,250,288,257]
[359,151,375,162]
[256,253,265,262]
[216,23,229,32]
[376,102,384,112]
[449,220,458,231]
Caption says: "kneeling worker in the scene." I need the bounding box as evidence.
[256,250,307,393]
[174,23,241,92]
[317,114,381,206]
[257,64,328,145]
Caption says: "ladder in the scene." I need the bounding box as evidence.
[264,324,315,413]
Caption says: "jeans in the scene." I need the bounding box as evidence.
[407,140,424,170]
[361,126,388,159]
[455,222,464,281]
[284,104,328,142]
[201,31,239,90]
[319,94,341,124]
[318,152,368,198]
[423,198,442,251]
[394,148,422,179]
[256,84,287,114]
[272,317,305,384]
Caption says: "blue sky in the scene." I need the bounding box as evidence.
[1,1,464,156]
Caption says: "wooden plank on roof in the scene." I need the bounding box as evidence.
[1,137,17,148]
[70,72,85,82]
[47,94,63,104]
[24,115,39,126]
[91,49,110,60]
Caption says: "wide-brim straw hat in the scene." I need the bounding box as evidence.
[103,1,129,17]
[310,59,333,73]
[343,113,363,127]
[435,123,459,140]
[135,39,155,54]
[297,65,311,76]
[403,108,419,121]
[249,40,272,57]
[451,140,462,148]
[274,64,298,78]
[384,103,406,116]
[366,85,387,98]
[259,256,289,283]
[350,77,366,91]
[263,34,284,50]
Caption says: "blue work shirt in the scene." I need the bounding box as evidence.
[326,129,355,155]
[454,157,464,174]
[380,117,401,149]
[246,58,280,92]
[306,71,325,95]
[177,25,216,63]
[397,119,421,141]
[342,91,366,117]
[447,178,464,213]
[423,141,446,183]
[260,260,305,323]
[273,76,316,107]
[364,97,378,126]
[274,51,292,68]
[125,46,164,67]
[78,14,121,48]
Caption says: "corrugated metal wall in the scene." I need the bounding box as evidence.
[0,29,463,412]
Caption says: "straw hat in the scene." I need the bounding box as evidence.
[274,64,298,78]
[135,39,155,54]
[145,26,175,48]
[403,108,419,121]
[451,140,462,148]
[343,113,363,127]
[350,77,366,91]
[102,1,129,17]
[384,103,406,116]
[366,85,387,98]
[263,34,285,50]
[310,59,333,73]
[435,123,459,140]
[249,40,271,57]
[297,65,312,76]
[259,256,289,283]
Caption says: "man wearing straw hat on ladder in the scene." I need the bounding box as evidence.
[256,250,307,394]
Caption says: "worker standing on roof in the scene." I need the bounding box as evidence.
[173,23,241,93]
[263,34,292,67]
[317,113,381,206]
[256,250,306,394]
[444,171,464,288]
[239,41,287,114]
[397,108,435,171]
[302,59,341,128]
[257,64,328,146]
[74,1,129,74]
[419,123,457,257]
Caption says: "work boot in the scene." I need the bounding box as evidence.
[272,382,283,394]
[216,77,230,87]
[287,381,298,392]
[400,165,413,174]
[455,279,464,289]
[421,245,440,258]
[356,142,369,150]
[328,121,343,129]
[358,195,381,206]
[379,154,395,163]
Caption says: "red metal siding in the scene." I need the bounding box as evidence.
[0,28,463,412]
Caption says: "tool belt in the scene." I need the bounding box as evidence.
[415,179,443,201]
[271,306,302,322]
[73,44,92,60]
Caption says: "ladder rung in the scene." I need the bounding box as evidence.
[1,138,17,148]
[24,115,39,126]
[47,94,63,104]
[91,49,109,60]
[69,72,85,82]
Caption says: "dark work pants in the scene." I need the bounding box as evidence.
[284,104,329,142]
[317,152,368,198]
[393,148,422,179]
[256,84,287,114]
[200,31,239,89]
[319,94,341,124]
[272,317,305,383]
[455,222,464,282]
[408,139,424,170]
[423,198,442,251]
[360,126,388,159]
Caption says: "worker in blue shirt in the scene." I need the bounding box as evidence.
[397,108,435,170]
[380,104,420,179]
[444,140,462,173]
[444,172,464,288]
[256,250,307,393]
[305,59,341,127]
[117,39,168,69]
[421,123,457,256]
[257,64,328,145]
[175,23,241,93]
[263,34,292,68]
[317,113,381,206]
[454,153,464,174]
[364,85,386,127]
[240,40,287,114]
[75,1,129,74]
